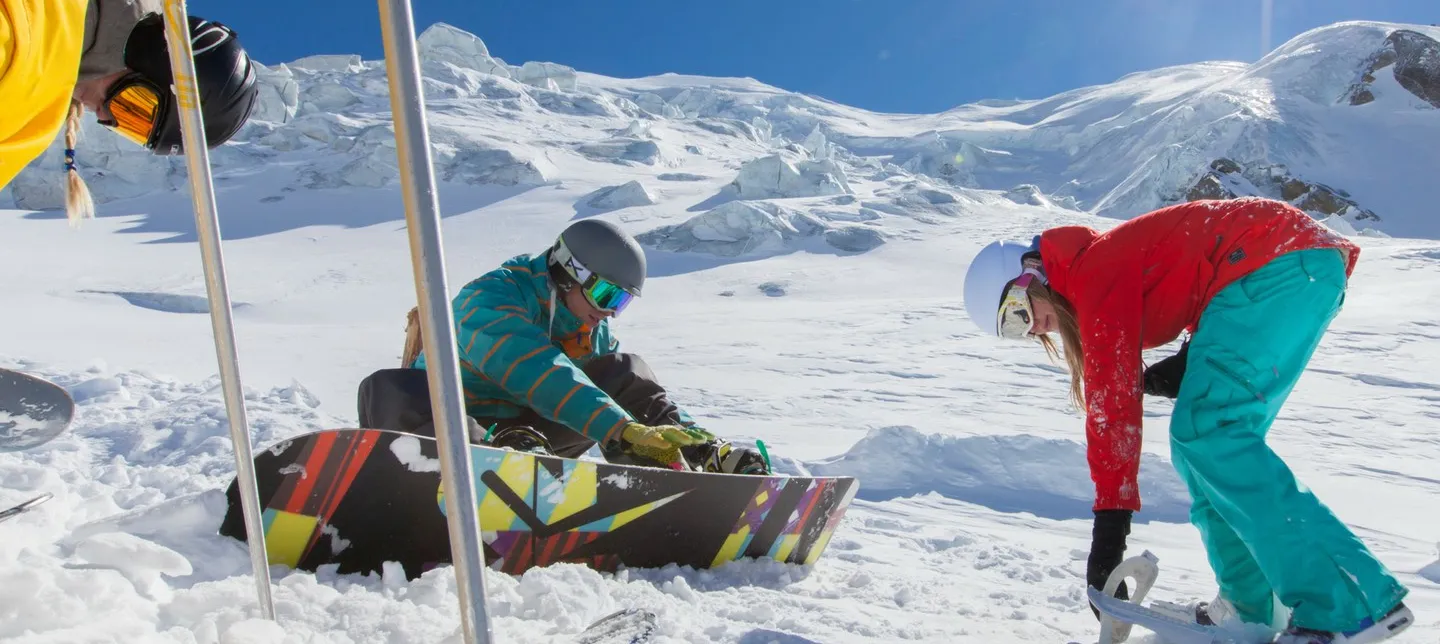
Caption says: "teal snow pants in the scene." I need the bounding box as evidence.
[1169,248,1408,632]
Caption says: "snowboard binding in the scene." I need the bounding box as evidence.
[684,440,770,475]
[483,425,555,456]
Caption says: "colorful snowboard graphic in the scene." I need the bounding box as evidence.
[219,428,858,579]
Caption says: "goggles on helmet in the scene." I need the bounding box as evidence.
[997,269,1044,341]
[99,73,170,149]
[551,239,637,315]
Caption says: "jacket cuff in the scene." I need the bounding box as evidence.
[1093,486,1142,513]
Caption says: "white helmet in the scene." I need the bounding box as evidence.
[962,238,1040,336]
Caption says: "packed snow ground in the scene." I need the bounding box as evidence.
[3,20,1439,644]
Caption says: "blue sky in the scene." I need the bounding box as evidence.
[202,0,1435,114]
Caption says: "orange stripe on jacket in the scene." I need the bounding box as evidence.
[601,418,629,446]
[581,405,607,439]
[455,285,490,313]
[478,335,512,372]
[501,346,550,388]
[482,313,526,333]
[525,366,560,403]
[553,384,583,419]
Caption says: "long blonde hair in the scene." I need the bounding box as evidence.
[1027,281,1085,410]
[401,306,423,367]
[64,99,96,224]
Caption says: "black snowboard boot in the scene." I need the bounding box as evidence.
[485,425,555,456]
[685,440,770,475]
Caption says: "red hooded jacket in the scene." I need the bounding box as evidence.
[1037,198,1359,512]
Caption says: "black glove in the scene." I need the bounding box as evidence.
[1086,509,1134,621]
[1142,341,1189,399]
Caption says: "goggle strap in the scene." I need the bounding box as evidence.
[551,238,595,285]
[1019,265,1048,285]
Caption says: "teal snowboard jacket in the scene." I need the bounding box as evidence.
[414,253,694,446]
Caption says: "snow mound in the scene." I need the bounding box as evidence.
[79,290,253,315]
[71,532,193,601]
[440,146,555,187]
[249,63,300,124]
[728,154,852,199]
[1320,214,1361,236]
[637,201,885,257]
[858,180,967,224]
[631,92,685,119]
[1002,184,1053,207]
[822,226,886,253]
[417,22,513,79]
[657,172,708,182]
[576,137,666,166]
[288,54,364,74]
[888,137,988,189]
[580,180,656,212]
[516,61,579,92]
[807,426,1193,523]
[1421,544,1440,583]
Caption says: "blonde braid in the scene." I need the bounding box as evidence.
[64,99,96,225]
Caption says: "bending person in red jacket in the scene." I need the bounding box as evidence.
[961,198,1412,643]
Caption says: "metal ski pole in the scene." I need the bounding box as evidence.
[376,1,494,642]
[160,0,274,621]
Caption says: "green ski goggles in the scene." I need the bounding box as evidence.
[551,238,639,315]
[578,273,635,314]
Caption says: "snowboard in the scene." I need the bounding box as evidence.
[1087,586,1245,644]
[219,428,858,580]
[0,368,75,452]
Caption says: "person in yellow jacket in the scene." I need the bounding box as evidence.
[0,0,259,221]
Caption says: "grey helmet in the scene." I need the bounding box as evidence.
[547,219,647,310]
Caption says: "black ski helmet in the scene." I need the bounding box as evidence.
[120,13,259,155]
[548,219,647,295]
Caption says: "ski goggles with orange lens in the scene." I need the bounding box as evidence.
[100,74,168,148]
[997,270,1042,341]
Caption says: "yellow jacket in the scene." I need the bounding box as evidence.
[0,0,87,189]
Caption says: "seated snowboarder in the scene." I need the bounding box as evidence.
[357,219,770,475]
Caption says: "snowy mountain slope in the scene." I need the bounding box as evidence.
[1,17,1438,644]
[5,21,1438,240]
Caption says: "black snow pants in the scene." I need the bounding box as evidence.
[356,353,689,459]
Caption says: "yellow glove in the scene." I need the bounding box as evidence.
[618,422,715,466]
[620,422,714,450]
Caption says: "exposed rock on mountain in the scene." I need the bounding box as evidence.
[1179,157,1380,226]
[1342,29,1440,108]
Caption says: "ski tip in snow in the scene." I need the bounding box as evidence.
[0,492,54,524]
[576,608,658,644]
